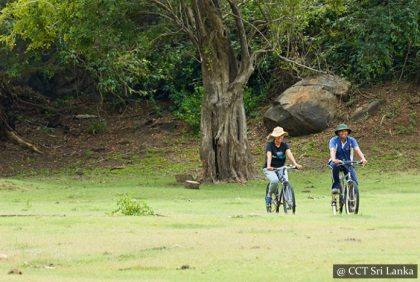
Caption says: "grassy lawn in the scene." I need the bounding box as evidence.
[0,168,419,281]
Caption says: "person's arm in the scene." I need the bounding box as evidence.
[286,149,302,169]
[330,147,342,164]
[354,147,367,165]
[329,138,342,164]
[266,151,273,170]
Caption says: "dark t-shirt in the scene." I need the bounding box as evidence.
[263,141,290,168]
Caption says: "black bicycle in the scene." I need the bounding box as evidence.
[265,165,297,214]
[330,161,362,215]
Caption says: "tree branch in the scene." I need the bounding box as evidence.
[150,0,199,48]
[227,0,251,70]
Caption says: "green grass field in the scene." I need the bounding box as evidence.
[0,168,419,281]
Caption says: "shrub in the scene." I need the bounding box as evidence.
[112,193,154,216]
[86,120,108,135]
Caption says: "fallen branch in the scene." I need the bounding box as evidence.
[5,129,42,154]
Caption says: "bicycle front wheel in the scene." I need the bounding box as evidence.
[345,182,359,214]
[282,183,296,214]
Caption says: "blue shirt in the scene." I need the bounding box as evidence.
[328,136,359,161]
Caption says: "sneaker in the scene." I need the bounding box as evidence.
[331,188,339,194]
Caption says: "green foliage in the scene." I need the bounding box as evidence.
[0,0,153,95]
[308,0,420,84]
[112,193,154,216]
[243,86,266,118]
[171,85,203,134]
[86,120,108,135]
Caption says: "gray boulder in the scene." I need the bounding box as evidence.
[263,75,350,136]
[351,99,384,121]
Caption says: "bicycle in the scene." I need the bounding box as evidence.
[330,161,362,215]
[265,165,298,214]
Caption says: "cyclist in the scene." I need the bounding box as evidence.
[263,126,302,211]
[328,123,368,194]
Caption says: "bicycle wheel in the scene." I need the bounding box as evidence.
[338,176,345,214]
[339,186,344,214]
[351,182,359,214]
[274,192,281,213]
[266,183,280,213]
[345,181,359,214]
[354,183,359,214]
[331,194,338,215]
[265,184,271,212]
[282,182,296,214]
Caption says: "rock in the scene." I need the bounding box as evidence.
[175,173,195,184]
[294,74,351,101]
[158,122,177,131]
[264,75,350,135]
[74,114,98,119]
[184,180,200,189]
[351,99,384,121]
[8,268,22,275]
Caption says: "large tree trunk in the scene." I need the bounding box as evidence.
[151,0,257,182]
[200,86,254,182]
[195,0,255,182]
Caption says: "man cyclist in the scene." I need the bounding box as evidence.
[329,123,368,194]
[264,126,302,212]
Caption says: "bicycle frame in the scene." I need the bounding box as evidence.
[267,165,297,214]
[330,161,361,215]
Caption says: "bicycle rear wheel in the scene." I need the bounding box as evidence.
[282,183,296,214]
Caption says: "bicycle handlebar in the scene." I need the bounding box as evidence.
[272,165,298,171]
[327,160,363,168]
[339,161,363,166]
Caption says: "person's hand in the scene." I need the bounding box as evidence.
[267,167,273,171]
[332,159,343,165]
[295,164,303,170]
[360,158,368,166]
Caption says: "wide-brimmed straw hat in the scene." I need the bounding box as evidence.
[334,123,352,135]
[267,126,288,140]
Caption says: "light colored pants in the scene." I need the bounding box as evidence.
[263,168,285,196]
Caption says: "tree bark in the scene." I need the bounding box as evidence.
[194,0,255,182]
[151,0,257,182]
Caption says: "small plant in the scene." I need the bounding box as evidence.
[396,111,417,135]
[83,149,93,158]
[112,193,154,216]
[86,120,108,135]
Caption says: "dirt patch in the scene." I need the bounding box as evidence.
[0,98,195,176]
[0,181,20,190]
[0,82,418,176]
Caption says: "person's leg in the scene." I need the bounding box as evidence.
[329,162,342,191]
[263,168,280,196]
[345,165,358,184]
[263,168,280,208]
